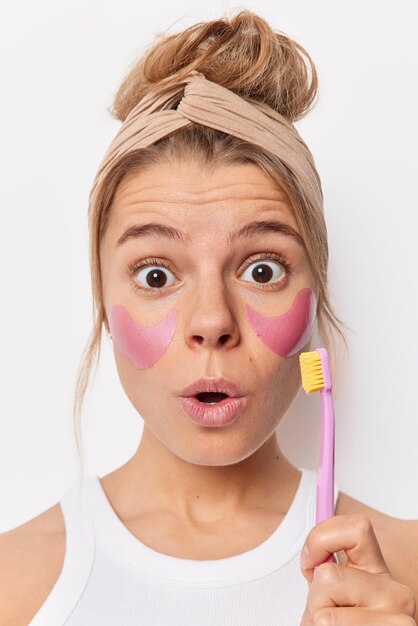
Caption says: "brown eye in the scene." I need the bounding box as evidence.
[241,260,285,285]
[135,266,176,289]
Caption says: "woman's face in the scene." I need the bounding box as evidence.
[100,162,317,465]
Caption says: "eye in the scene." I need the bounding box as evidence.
[240,254,289,287]
[127,253,291,293]
[128,259,177,291]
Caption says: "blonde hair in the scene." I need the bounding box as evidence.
[73,9,351,481]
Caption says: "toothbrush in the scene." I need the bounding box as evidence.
[299,347,336,564]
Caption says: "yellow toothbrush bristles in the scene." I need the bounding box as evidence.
[299,351,325,394]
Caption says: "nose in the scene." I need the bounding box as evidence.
[184,281,240,350]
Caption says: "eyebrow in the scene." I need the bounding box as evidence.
[115,219,305,249]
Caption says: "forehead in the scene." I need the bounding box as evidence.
[108,162,297,230]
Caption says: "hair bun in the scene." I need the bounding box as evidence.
[109,9,318,124]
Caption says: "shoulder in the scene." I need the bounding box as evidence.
[0,503,66,626]
[336,490,418,620]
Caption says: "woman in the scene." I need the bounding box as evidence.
[1,10,417,626]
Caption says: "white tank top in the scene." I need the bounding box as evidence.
[29,467,339,625]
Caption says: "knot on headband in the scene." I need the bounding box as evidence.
[89,69,323,216]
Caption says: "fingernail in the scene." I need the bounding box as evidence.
[300,547,310,569]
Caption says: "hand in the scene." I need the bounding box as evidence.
[299,513,417,625]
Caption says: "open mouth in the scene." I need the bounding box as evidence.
[179,390,248,426]
[195,392,229,405]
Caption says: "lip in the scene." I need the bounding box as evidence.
[179,376,243,398]
[179,395,248,427]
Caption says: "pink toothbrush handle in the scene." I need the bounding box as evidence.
[316,385,336,564]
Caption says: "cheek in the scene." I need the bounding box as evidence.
[108,305,177,369]
[245,288,317,357]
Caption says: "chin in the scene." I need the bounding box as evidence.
[165,425,273,467]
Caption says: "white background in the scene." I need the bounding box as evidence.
[1,0,417,531]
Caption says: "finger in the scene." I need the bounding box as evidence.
[307,607,417,626]
[304,562,413,618]
[300,514,391,578]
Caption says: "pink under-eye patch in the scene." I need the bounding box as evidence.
[108,305,177,369]
[246,288,317,357]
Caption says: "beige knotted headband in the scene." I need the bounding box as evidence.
[89,69,323,224]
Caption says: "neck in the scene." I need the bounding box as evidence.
[101,425,301,525]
